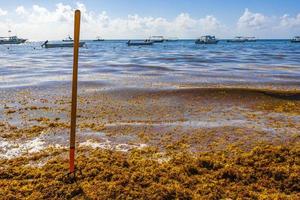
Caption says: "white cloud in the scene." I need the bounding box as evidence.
[0,8,7,16]
[174,13,197,30]
[199,15,222,32]
[3,3,225,40]
[15,6,27,15]
[238,8,268,29]
[280,14,300,28]
[0,4,299,40]
[234,8,300,38]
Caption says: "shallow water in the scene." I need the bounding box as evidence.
[0,130,147,159]
[0,40,300,89]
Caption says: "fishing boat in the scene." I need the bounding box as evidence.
[41,40,85,48]
[93,37,104,42]
[62,35,73,42]
[149,36,164,43]
[127,40,154,46]
[291,36,300,43]
[227,36,247,43]
[195,35,218,44]
[0,36,27,45]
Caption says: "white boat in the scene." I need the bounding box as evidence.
[41,40,85,48]
[0,36,27,45]
[62,35,73,42]
[127,40,154,46]
[195,35,218,44]
[149,36,164,43]
[227,36,247,43]
[291,36,300,43]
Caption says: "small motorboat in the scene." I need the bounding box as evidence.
[291,36,300,43]
[41,40,85,48]
[62,35,73,42]
[127,40,154,46]
[227,36,247,43]
[0,36,27,45]
[195,35,218,44]
[93,37,104,42]
[149,36,164,43]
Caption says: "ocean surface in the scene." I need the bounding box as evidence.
[0,40,300,89]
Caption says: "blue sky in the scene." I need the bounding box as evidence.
[2,0,299,19]
[0,0,299,40]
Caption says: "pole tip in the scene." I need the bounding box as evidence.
[75,9,81,15]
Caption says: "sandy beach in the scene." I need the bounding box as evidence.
[1,0,300,198]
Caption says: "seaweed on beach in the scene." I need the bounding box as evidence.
[0,143,299,200]
[1,87,300,199]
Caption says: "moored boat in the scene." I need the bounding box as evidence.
[0,36,27,45]
[149,36,164,43]
[227,36,247,43]
[62,35,73,42]
[127,40,154,46]
[195,35,218,44]
[291,36,300,43]
[41,40,85,48]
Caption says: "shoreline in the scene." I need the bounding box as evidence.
[1,85,299,158]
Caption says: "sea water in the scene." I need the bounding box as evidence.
[0,40,299,89]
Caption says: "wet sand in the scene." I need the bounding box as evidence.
[1,84,300,158]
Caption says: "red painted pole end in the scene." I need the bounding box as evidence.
[69,147,75,173]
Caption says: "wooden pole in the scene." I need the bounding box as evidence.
[69,10,81,173]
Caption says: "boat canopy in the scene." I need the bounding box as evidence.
[0,36,20,39]
[150,36,164,39]
[200,35,216,40]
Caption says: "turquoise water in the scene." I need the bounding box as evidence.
[0,40,300,88]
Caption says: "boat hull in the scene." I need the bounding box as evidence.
[127,41,154,46]
[0,39,27,45]
[150,40,164,43]
[44,42,85,48]
[227,40,246,43]
[195,40,219,44]
[291,40,300,43]
[165,40,178,42]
